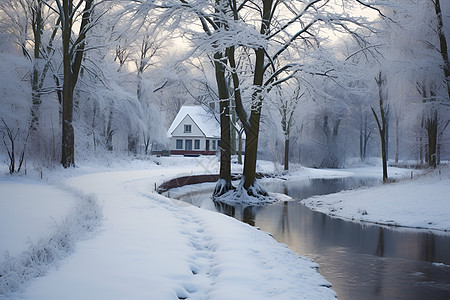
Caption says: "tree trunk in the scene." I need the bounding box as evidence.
[128,134,138,154]
[241,45,267,195]
[426,109,438,168]
[106,108,114,151]
[231,107,237,155]
[372,72,388,183]
[284,138,289,171]
[363,114,370,161]
[320,115,340,168]
[60,0,93,168]
[61,0,75,168]
[242,116,260,192]
[359,110,364,162]
[395,118,399,163]
[380,126,388,182]
[213,51,233,197]
[27,0,43,131]
[238,130,243,164]
[434,0,450,100]
[385,113,389,162]
[228,45,267,196]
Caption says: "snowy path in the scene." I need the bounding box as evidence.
[6,166,335,300]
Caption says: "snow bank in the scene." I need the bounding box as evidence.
[0,181,101,295]
[301,166,450,232]
[0,179,75,262]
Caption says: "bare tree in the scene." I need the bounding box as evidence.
[417,81,439,167]
[372,71,389,183]
[274,83,302,171]
[1,119,29,174]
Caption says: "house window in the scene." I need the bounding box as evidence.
[194,139,200,150]
[185,139,192,151]
[184,124,192,133]
[212,140,216,150]
[206,140,210,151]
[176,139,183,150]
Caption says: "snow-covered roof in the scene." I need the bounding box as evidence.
[167,105,220,138]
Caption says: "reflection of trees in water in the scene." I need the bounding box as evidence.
[376,228,385,257]
[242,207,257,227]
[278,202,290,235]
[213,201,258,227]
[420,234,435,262]
[374,228,386,297]
[214,201,235,218]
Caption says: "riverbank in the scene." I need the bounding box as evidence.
[300,164,450,233]
[0,156,335,299]
[163,162,450,233]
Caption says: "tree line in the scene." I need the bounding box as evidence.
[0,0,449,198]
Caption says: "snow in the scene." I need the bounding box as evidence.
[0,179,75,264]
[1,155,449,300]
[0,157,335,299]
[301,165,450,232]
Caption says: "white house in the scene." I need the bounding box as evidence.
[167,105,220,155]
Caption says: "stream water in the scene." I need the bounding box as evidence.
[172,177,450,300]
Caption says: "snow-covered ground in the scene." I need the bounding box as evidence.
[300,165,450,232]
[0,179,76,264]
[0,156,335,299]
[1,155,448,299]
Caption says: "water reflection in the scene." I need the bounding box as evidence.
[175,177,450,299]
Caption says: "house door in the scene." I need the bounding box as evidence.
[185,139,192,151]
[206,140,210,151]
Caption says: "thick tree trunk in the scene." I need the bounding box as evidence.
[61,0,75,168]
[61,76,75,167]
[228,46,267,196]
[242,118,260,191]
[213,51,233,197]
[241,46,267,195]
[60,0,93,168]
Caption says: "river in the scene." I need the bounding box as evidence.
[169,177,450,299]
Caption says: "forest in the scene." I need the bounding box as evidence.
[0,0,449,196]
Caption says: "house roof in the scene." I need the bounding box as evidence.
[167,105,220,138]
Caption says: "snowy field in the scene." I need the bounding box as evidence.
[0,157,335,299]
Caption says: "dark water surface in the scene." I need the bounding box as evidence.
[175,177,450,300]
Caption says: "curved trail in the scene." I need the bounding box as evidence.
[14,166,335,300]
